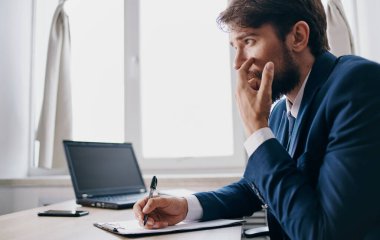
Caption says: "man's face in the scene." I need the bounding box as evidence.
[229,24,301,102]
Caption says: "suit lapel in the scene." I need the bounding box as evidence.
[288,52,338,157]
[278,110,289,147]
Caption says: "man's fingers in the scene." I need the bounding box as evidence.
[240,58,255,72]
[133,197,148,221]
[142,197,168,214]
[152,221,169,229]
[248,78,261,91]
[237,58,255,89]
[258,62,274,97]
[144,219,169,229]
[144,217,155,227]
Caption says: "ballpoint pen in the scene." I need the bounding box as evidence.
[143,176,158,226]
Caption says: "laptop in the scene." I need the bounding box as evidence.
[63,140,147,209]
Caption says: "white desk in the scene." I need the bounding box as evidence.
[0,200,242,240]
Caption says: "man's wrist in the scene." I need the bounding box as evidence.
[246,121,269,136]
[180,197,189,220]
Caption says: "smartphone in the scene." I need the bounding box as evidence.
[37,210,89,217]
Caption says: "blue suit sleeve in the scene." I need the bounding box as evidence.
[194,178,263,221]
[244,61,380,239]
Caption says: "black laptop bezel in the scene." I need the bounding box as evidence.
[63,140,147,200]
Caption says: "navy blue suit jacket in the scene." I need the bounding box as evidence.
[195,52,380,239]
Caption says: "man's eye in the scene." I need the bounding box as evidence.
[244,39,255,45]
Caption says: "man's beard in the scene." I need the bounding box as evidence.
[270,46,301,102]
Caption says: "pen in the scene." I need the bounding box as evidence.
[143,176,157,226]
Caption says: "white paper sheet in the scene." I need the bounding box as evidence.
[94,219,243,237]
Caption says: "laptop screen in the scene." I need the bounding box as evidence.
[64,141,146,198]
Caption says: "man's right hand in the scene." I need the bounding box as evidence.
[133,196,188,229]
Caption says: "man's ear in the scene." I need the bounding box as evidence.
[287,21,310,52]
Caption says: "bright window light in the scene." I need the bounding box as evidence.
[64,0,124,142]
[139,0,233,158]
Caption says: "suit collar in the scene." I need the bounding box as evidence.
[286,69,310,118]
[288,51,338,157]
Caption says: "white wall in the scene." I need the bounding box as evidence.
[0,0,32,178]
[0,185,75,215]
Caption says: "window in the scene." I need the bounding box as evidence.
[31,0,245,174]
[65,0,124,142]
[140,0,234,159]
[126,0,246,173]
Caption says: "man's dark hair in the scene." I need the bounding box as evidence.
[217,0,330,56]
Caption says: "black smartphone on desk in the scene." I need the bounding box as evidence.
[38,210,89,217]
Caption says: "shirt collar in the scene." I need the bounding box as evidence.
[285,70,311,118]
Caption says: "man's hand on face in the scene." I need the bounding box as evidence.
[235,59,274,136]
[133,196,188,229]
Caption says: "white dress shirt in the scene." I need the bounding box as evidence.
[184,72,310,221]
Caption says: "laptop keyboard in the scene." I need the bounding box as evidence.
[94,194,145,203]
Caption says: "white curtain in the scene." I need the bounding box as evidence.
[36,1,72,169]
[326,0,355,56]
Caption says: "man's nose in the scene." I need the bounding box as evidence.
[234,49,247,70]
